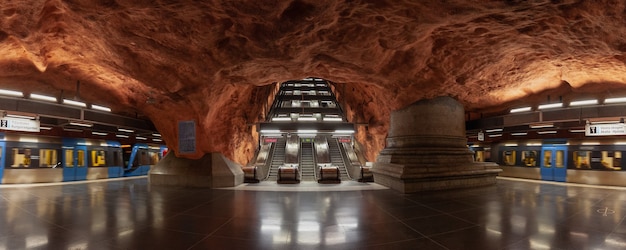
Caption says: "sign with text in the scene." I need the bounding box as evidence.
[0,117,40,132]
[178,120,196,154]
[586,123,626,136]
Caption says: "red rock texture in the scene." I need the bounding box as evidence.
[1,0,626,163]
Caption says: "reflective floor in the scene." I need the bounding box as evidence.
[2,177,626,250]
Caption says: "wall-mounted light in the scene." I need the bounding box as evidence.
[0,89,23,97]
[605,97,626,104]
[30,93,57,102]
[91,104,111,112]
[570,99,598,106]
[510,107,532,113]
[537,103,563,110]
[63,99,87,107]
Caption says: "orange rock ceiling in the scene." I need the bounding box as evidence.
[1,0,626,164]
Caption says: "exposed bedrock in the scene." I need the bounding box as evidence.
[1,0,626,164]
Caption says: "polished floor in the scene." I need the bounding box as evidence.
[2,177,626,250]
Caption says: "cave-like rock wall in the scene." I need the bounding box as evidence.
[1,0,626,164]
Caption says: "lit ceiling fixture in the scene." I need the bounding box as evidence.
[92,132,108,136]
[604,97,626,104]
[298,117,317,121]
[569,129,585,133]
[115,134,129,138]
[504,143,518,147]
[323,117,343,122]
[529,123,553,129]
[135,136,147,140]
[0,89,24,97]
[39,126,53,130]
[510,107,532,113]
[488,134,502,137]
[260,130,281,133]
[334,130,355,134]
[5,113,37,120]
[118,128,134,133]
[63,99,87,107]
[537,130,557,134]
[511,132,527,136]
[537,103,563,110]
[69,122,93,127]
[569,99,598,106]
[153,138,162,142]
[152,133,161,137]
[272,117,291,122]
[297,129,317,134]
[485,128,503,133]
[91,104,111,112]
[30,93,57,102]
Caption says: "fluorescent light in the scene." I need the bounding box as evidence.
[116,134,129,138]
[92,132,108,136]
[63,99,87,107]
[569,129,585,133]
[510,107,532,113]
[530,124,553,129]
[63,128,82,132]
[470,145,481,148]
[323,117,343,122]
[6,114,36,119]
[538,103,563,110]
[135,136,147,140]
[153,138,162,142]
[298,117,317,121]
[527,143,542,146]
[537,130,557,134]
[260,130,281,133]
[39,126,53,130]
[30,93,57,102]
[152,133,161,137]
[511,132,527,136]
[605,97,626,104]
[590,120,620,124]
[69,122,92,127]
[0,89,24,97]
[485,128,503,133]
[91,104,111,112]
[118,128,134,133]
[614,141,626,145]
[334,130,355,134]
[272,117,291,121]
[297,129,317,134]
[19,137,38,143]
[504,143,518,147]
[488,134,502,137]
[582,142,600,145]
[570,99,598,106]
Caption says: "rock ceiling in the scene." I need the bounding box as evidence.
[1,0,626,163]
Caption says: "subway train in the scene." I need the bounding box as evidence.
[0,133,167,184]
[471,138,626,186]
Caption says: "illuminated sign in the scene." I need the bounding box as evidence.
[0,117,40,132]
[586,123,626,136]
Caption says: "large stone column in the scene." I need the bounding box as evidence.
[150,152,244,188]
[371,96,501,193]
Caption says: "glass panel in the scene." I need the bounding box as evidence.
[12,148,30,168]
[77,150,85,167]
[555,150,564,168]
[522,151,537,167]
[65,150,74,167]
[573,151,591,169]
[91,150,106,167]
[601,151,622,170]
[543,150,552,168]
[39,149,58,168]
[475,151,484,162]
[503,151,516,166]
[149,152,159,165]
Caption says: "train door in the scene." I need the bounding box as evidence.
[62,145,87,181]
[540,145,568,182]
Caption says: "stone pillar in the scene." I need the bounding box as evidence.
[150,152,244,188]
[371,96,501,193]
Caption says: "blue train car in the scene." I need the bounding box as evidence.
[123,143,166,177]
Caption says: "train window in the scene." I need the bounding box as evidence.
[573,151,591,169]
[112,150,123,166]
[65,150,74,167]
[91,150,106,167]
[475,151,484,162]
[503,150,516,166]
[77,150,85,167]
[149,151,159,165]
[555,150,565,168]
[11,148,31,168]
[601,151,622,170]
[521,151,537,167]
[39,149,58,168]
[544,151,552,168]
[139,150,149,165]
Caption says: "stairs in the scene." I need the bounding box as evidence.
[328,137,350,180]
[300,142,316,181]
[266,137,286,181]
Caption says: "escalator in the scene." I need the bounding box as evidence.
[266,137,286,181]
[300,141,316,181]
[328,137,350,180]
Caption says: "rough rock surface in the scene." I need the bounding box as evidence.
[1,0,626,164]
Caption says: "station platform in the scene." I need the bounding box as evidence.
[1,177,626,249]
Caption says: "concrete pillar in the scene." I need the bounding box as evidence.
[149,152,244,188]
[371,96,501,193]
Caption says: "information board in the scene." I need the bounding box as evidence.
[0,117,40,132]
[178,120,196,154]
[586,123,626,136]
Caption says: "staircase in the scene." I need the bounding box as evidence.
[328,137,350,180]
[300,142,316,181]
[266,137,286,181]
